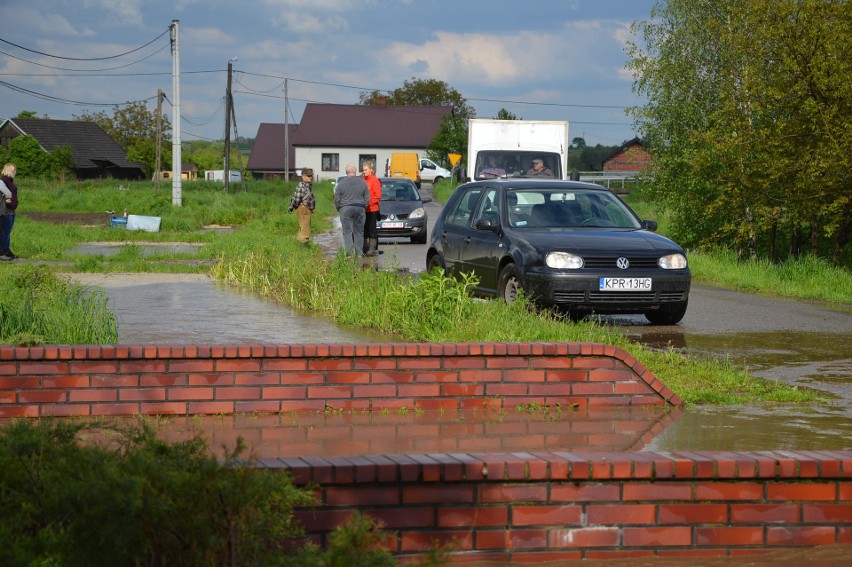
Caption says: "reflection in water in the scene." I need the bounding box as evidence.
[93,406,683,460]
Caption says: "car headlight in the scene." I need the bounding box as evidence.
[658,253,688,269]
[546,252,584,269]
[409,207,425,219]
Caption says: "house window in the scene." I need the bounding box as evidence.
[359,154,377,172]
[322,153,339,172]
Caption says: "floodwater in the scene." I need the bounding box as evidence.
[60,270,852,453]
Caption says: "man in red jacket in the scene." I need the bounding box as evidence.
[361,161,382,257]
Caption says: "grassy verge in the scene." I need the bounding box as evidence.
[5,178,833,404]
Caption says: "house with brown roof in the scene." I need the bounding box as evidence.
[247,103,452,182]
[0,118,145,180]
[601,137,653,173]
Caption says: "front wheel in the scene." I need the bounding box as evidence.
[497,263,521,303]
[644,301,688,325]
[427,253,446,276]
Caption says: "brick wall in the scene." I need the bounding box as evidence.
[271,450,852,561]
[0,342,680,418]
[3,342,849,559]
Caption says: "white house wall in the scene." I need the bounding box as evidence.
[295,146,428,182]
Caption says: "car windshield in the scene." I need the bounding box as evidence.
[506,189,643,229]
[380,181,420,201]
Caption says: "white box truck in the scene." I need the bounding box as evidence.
[466,119,570,181]
[205,170,242,183]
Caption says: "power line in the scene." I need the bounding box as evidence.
[0,78,157,107]
[0,28,171,61]
[0,43,170,73]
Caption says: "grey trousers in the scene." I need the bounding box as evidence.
[339,205,366,256]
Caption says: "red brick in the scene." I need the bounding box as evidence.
[187,373,234,386]
[140,402,187,415]
[623,482,693,501]
[167,360,215,373]
[187,401,233,414]
[119,388,166,401]
[41,376,89,388]
[803,504,852,523]
[69,361,118,374]
[473,529,509,550]
[767,482,836,501]
[68,389,118,402]
[18,362,69,375]
[695,526,763,546]
[307,386,351,399]
[91,403,138,416]
[587,504,656,525]
[551,527,619,548]
[438,507,508,527]
[0,377,38,388]
[444,357,486,369]
[262,359,308,371]
[766,526,836,546]
[659,503,728,524]
[572,357,615,369]
[571,383,613,395]
[397,384,440,397]
[460,369,504,382]
[366,507,435,529]
[403,485,474,505]
[731,503,800,523]
[119,360,168,374]
[215,387,261,400]
[511,505,582,526]
[235,401,279,413]
[0,406,39,418]
[695,482,764,501]
[510,550,583,562]
[508,529,548,549]
[623,526,692,547]
[42,404,90,417]
[18,390,66,403]
[550,483,621,502]
[503,369,546,382]
[479,484,548,504]
[167,387,213,401]
[216,359,261,372]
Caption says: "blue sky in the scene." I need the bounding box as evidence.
[0,0,657,147]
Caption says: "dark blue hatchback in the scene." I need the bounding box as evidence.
[426,180,691,324]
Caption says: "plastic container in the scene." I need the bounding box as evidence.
[110,217,128,228]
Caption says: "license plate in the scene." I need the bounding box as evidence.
[599,277,652,291]
[382,221,404,229]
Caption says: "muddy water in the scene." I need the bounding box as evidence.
[66,273,393,345]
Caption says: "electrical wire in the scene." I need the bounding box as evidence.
[0,28,171,61]
[0,78,157,107]
[0,43,170,73]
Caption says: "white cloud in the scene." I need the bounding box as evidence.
[83,0,144,27]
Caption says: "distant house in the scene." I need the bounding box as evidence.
[601,138,653,173]
[246,123,301,181]
[247,103,453,182]
[0,118,145,180]
[155,163,198,181]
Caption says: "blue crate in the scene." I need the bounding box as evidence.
[110,217,127,228]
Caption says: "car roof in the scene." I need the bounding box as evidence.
[461,179,609,191]
[379,177,416,184]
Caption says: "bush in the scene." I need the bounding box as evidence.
[0,419,436,567]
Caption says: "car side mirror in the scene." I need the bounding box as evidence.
[644,219,658,232]
[421,196,432,203]
[476,218,499,232]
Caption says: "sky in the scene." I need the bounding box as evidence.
[0,0,658,148]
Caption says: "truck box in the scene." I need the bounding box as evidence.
[388,152,421,187]
[466,119,569,181]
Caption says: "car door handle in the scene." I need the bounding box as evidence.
[464,236,472,244]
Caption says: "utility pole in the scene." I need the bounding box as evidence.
[155,88,163,191]
[284,78,289,182]
[224,57,236,192]
[170,20,182,206]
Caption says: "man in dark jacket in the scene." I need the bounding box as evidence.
[334,164,369,256]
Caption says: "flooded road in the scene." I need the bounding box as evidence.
[66,273,392,345]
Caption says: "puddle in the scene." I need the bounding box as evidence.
[54,272,851,454]
[71,242,203,257]
[65,273,393,345]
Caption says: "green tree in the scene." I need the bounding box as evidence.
[494,108,520,120]
[571,137,586,149]
[628,0,851,263]
[7,135,48,177]
[359,77,476,120]
[424,115,467,170]
[76,101,172,178]
[15,110,40,119]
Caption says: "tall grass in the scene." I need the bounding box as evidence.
[0,265,118,344]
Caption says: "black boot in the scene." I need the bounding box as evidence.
[364,238,378,257]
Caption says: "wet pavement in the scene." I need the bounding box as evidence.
[59,237,852,455]
[65,272,392,345]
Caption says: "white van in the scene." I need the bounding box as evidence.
[419,158,452,184]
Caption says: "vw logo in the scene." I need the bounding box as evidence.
[616,257,630,269]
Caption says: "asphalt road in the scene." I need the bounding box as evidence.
[363,184,851,404]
